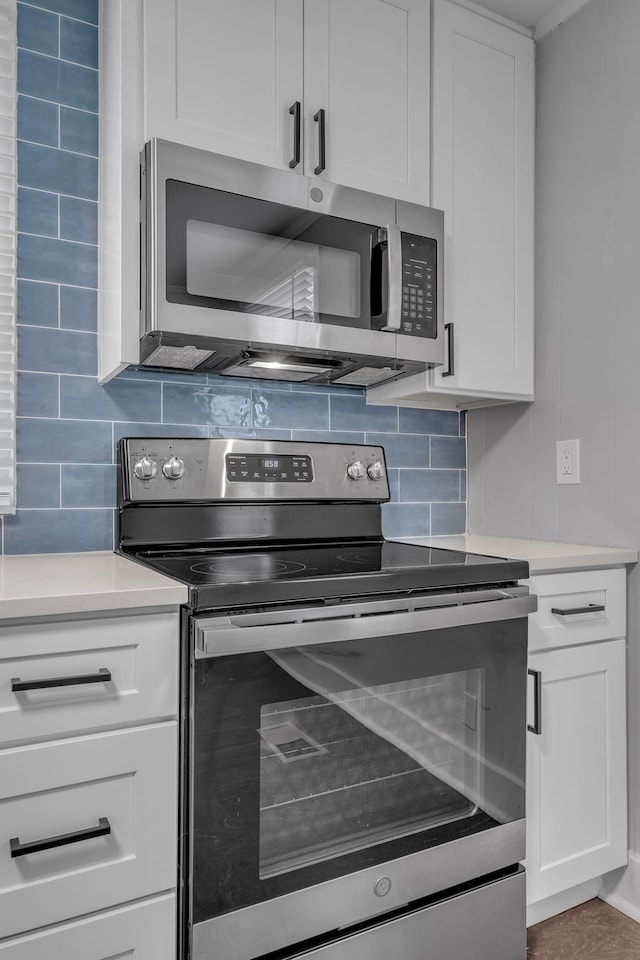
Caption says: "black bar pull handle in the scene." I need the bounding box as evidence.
[11,667,112,693]
[314,108,326,175]
[289,101,301,169]
[10,817,111,858]
[551,603,605,617]
[528,668,542,735]
[441,322,454,377]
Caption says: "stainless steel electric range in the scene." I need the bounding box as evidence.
[116,438,536,960]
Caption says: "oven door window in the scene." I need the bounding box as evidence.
[191,619,527,923]
[166,180,379,329]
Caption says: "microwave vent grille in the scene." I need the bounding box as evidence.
[142,344,215,370]
[334,367,397,386]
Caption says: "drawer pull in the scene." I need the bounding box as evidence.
[550,603,605,617]
[527,668,542,735]
[10,817,111,858]
[11,667,112,693]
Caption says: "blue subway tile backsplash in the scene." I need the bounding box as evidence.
[59,105,98,155]
[17,3,59,57]
[17,49,99,112]
[18,141,98,198]
[59,16,98,68]
[7,0,467,554]
[17,186,58,236]
[17,93,58,146]
[17,279,58,326]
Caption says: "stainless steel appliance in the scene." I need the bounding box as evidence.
[140,139,444,386]
[116,438,535,960]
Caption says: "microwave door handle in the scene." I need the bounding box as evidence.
[380,224,402,332]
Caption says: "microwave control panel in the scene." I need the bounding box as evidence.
[401,235,437,339]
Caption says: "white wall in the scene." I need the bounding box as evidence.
[467,0,640,908]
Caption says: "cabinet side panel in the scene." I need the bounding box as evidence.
[99,0,142,381]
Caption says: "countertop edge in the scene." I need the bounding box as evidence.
[0,552,189,621]
[392,536,639,575]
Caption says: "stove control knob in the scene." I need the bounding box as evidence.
[367,460,385,481]
[347,460,366,481]
[133,455,157,480]
[162,456,186,480]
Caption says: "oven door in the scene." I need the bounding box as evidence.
[143,139,444,368]
[189,587,534,960]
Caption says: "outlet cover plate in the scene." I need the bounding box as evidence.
[556,439,581,484]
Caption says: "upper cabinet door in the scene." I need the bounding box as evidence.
[303,0,430,203]
[431,0,534,398]
[144,0,304,170]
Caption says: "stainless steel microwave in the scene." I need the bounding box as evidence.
[140,139,445,387]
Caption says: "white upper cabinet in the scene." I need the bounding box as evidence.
[144,0,304,170]
[143,0,430,199]
[367,0,534,410]
[303,0,430,202]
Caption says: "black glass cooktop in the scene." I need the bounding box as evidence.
[133,540,529,610]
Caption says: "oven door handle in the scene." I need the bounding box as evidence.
[195,590,537,657]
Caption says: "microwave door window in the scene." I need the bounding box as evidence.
[186,220,360,322]
[165,179,375,328]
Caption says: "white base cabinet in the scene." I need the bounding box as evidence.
[0,609,180,955]
[527,639,627,905]
[367,0,534,412]
[525,568,628,918]
[0,894,175,960]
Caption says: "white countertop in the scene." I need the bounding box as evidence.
[394,535,638,574]
[0,552,188,620]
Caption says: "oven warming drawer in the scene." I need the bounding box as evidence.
[289,868,526,960]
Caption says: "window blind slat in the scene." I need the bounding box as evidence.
[0,0,15,515]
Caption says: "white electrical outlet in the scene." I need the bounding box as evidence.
[556,439,581,485]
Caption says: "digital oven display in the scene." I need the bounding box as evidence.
[226,453,313,483]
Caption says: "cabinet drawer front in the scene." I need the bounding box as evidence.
[527,569,625,651]
[0,724,177,940]
[0,612,179,745]
[0,893,175,959]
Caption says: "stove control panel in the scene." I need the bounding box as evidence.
[121,439,389,502]
[226,454,313,483]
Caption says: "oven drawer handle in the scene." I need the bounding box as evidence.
[11,668,112,693]
[550,603,605,617]
[10,818,111,858]
[196,593,537,657]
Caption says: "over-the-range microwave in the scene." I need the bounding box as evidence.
[140,139,445,387]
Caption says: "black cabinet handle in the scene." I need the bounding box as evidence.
[441,322,455,377]
[314,108,326,175]
[11,667,112,693]
[10,817,111,858]
[528,668,542,735]
[550,603,605,617]
[289,101,301,169]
